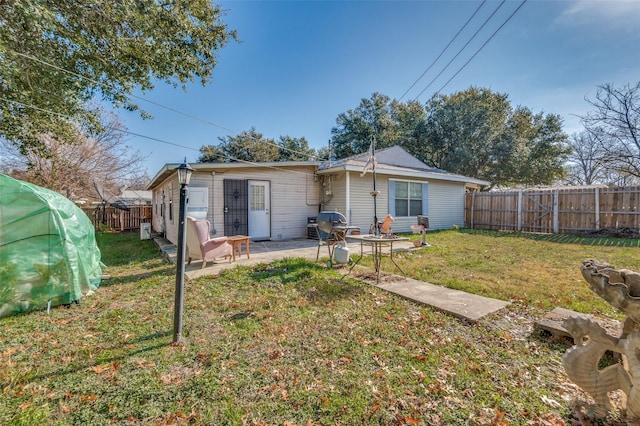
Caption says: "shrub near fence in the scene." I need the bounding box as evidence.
[82,205,152,232]
[465,186,640,234]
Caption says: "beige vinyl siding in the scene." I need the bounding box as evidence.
[209,167,320,240]
[153,167,320,244]
[349,173,389,232]
[151,175,180,243]
[350,175,466,233]
[428,181,466,230]
[322,174,347,217]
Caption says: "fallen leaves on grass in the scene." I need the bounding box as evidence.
[160,366,203,386]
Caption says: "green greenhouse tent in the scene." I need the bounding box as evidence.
[0,174,103,318]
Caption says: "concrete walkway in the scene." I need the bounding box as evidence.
[154,236,509,322]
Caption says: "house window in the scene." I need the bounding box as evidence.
[168,185,173,221]
[389,180,427,217]
[250,185,265,211]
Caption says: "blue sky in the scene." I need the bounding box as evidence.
[118,0,640,175]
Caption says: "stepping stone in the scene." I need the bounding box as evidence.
[373,276,510,322]
[536,307,622,338]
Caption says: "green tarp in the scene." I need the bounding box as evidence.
[0,174,103,317]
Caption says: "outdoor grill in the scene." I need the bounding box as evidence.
[314,211,359,265]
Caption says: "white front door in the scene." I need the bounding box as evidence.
[248,180,270,240]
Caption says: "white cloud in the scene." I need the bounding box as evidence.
[558,0,640,34]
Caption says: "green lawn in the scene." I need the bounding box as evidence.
[394,228,640,318]
[1,229,636,425]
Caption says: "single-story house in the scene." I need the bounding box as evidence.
[119,189,152,205]
[147,146,489,245]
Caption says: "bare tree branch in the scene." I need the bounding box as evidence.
[0,107,147,199]
[582,81,640,178]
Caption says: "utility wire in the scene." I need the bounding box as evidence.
[8,50,325,161]
[435,0,527,94]
[0,96,316,177]
[398,0,486,101]
[413,0,506,101]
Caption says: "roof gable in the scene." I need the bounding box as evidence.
[351,146,432,171]
[321,145,489,187]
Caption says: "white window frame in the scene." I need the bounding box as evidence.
[389,179,428,218]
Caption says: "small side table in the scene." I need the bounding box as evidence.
[228,235,250,262]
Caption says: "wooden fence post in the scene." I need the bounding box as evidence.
[517,190,523,232]
[553,189,559,234]
[470,191,475,229]
[595,187,600,231]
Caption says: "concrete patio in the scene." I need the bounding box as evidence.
[156,236,387,280]
[154,235,509,322]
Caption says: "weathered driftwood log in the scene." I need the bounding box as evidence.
[562,259,640,420]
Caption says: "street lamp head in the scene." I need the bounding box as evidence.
[176,159,194,186]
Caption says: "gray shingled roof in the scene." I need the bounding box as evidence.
[325,145,445,173]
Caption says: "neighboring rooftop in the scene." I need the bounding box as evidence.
[120,189,152,204]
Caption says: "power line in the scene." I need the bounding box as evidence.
[398,0,486,101]
[413,0,506,101]
[435,0,527,94]
[112,127,314,176]
[0,96,315,177]
[8,50,325,161]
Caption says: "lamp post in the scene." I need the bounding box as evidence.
[173,160,193,344]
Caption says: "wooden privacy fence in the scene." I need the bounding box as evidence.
[82,205,152,232]
[465,186,640,234]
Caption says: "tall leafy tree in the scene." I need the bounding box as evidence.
[0,0,237,153]
[508,108,570,186]
[277,136,316,161]
[423,88,513,181]
[389,99,427,160]
[197,145,226,163]
[198,128,279,163]
[331,87,570,188]
[331,92,401,158]
[199,130,323,163]
[420,88,568,188]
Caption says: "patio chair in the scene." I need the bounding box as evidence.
[186,217,233,268]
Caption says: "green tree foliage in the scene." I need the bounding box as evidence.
[0,0,237,153]
[277,136,316,161]
[200,128,279,163]
[331,88,570,188]
[331,92,401,158]
[197,144,227,163]
[506,107,570,187]
[198,129,322,163]
[423,88,513,181]
[390,99,427,160]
